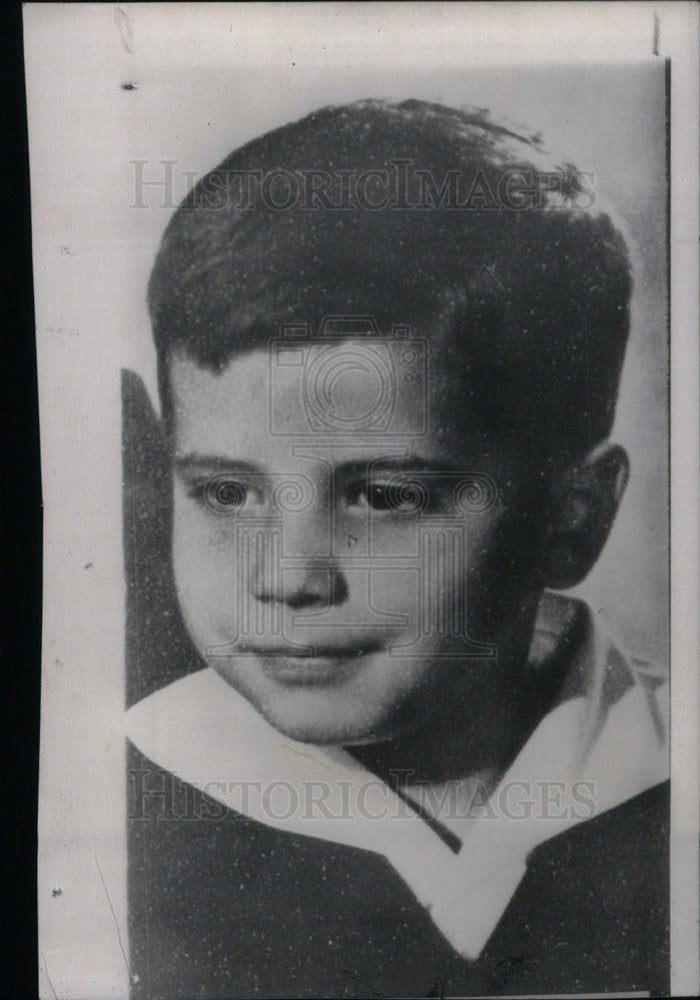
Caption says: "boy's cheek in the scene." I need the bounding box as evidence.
[172,511,240,636]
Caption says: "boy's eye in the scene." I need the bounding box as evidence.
[189,475,256,514]
[370,483,422,512]
[346,479,440,514]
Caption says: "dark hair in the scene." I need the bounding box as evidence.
[148,99,632,461]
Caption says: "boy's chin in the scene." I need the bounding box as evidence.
[210,659,409,747]
[252,697,393,747]
[211,667,394,746]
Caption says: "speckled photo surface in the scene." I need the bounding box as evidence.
[27,5,698,998]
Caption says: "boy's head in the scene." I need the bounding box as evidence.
[150,98,631,462]
[148,100,632,747]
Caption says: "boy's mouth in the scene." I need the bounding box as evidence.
[239,642,382,687]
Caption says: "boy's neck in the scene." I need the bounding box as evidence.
[348,593,585,791]
[348,604,542,788]
[347,687,532,788]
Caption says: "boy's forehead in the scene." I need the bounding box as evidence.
[168,344,500,467]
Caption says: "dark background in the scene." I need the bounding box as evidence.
[1,4,41,998]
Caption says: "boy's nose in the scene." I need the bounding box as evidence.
[249,506,348,609]
[253,565,348,610]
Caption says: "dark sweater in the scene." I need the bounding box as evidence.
[128,743,669,999]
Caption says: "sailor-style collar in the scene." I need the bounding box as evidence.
[125,594,668,961]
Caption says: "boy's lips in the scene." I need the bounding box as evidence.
[242,642,382,658]
[238,641,383,686]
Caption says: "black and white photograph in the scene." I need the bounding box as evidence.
[25,4,698,998]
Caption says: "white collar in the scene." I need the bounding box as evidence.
[125,596,667,961]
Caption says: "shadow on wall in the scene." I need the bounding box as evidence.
[122,368,200,707]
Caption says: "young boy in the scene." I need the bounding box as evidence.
[124,100,669,998]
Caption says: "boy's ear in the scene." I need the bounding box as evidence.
[540,441,629,591]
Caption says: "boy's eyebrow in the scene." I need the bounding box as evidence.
[173,454,462,477]
[173,453,263,475]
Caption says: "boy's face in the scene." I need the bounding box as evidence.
[169,339,543,746]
